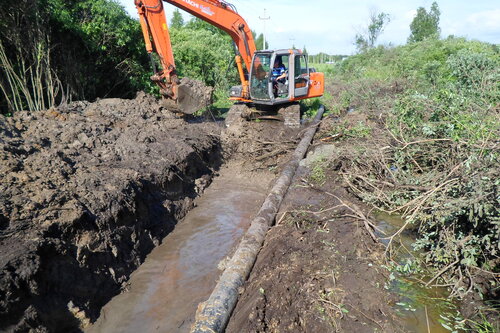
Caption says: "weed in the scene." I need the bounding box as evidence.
[345,121,372,138]
[320,36,499,328]
[309,156,328,185]
[467,311,500,333]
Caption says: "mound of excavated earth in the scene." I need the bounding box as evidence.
[0,93,222,332]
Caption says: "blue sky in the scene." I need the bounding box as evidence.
[119,0,499,54]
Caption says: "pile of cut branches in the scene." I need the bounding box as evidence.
[332,128,499,299]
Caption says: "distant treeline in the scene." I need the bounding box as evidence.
[307,53,348,64]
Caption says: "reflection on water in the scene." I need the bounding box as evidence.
[375,212,464,333]
[87,176,266,333]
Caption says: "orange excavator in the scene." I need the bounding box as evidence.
[135,0,324,126]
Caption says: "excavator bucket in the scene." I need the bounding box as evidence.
[175,78,213,115]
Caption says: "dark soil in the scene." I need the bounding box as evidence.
[222,109,301,171]
[0,93,222,332]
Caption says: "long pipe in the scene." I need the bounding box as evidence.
[191,105,326,333]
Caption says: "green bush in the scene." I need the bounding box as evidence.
[0,0,151,113]
[170,27,237,102]
[325,37,500,301]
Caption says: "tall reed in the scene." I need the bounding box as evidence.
[0,36,64,113]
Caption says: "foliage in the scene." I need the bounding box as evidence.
[355,11,391,53]
[0,35,61,112]
[309,156,328,185]
[253,32,269,50]
[0,0,244,113]
[467,311,500,333]
[325,37,499,310]
[408,2,441,43]
[170,9,184,29]
[185,17,225,36]
[344,121,372,138]
[0,0,150,113]
[308,54,347,64]
[170,22,237,104]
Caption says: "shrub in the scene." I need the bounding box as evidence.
[323,37,500,302]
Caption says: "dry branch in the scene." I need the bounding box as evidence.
[300,179,380,243]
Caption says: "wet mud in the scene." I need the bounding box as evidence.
[1,88,435,333]
[0,89,301,332]
[226,148,402,333]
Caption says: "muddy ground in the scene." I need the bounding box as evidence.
[0,94,306,332]
[226,112,406,332]
[1,86,442,332]
[0,93,224,332]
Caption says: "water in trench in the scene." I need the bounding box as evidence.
[375,212,464,333]
[87,170,268,333]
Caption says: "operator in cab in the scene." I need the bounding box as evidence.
[272,58,287,97]
[272,58,287,82]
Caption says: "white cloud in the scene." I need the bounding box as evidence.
[466,9,500,29]
[441,8,500,42]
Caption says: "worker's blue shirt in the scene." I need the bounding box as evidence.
[272,65,286,77]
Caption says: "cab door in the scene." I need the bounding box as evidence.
[293,54,309,98]
[249,53,272,101]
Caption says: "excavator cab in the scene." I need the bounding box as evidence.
[230,49,323,106]
[248,50,315,105]
[227,49,323,127]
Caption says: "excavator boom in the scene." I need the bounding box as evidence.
[135,0,256,113]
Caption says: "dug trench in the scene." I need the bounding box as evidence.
[0,94,301,332]
[0,93,226,332]
[1,91,461,332]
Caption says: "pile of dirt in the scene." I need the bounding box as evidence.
[223,108,302,171]
[176,77,214,115]
[0,93,222,332]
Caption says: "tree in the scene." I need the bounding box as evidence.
[408,2,440,43]
[170,9,184,29]
[170,28,234,89]
[0,0,150,113]
[252,32,268,50]
[355,10,390,53]
[185,18,224,35]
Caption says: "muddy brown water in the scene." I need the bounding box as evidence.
[86,168,268,333]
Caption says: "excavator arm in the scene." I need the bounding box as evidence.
[134,0,256,112]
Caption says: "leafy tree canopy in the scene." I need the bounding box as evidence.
[170,9,184,29]
[408,2,441,43]
[355,11,390,53]
[252,31,268,50]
